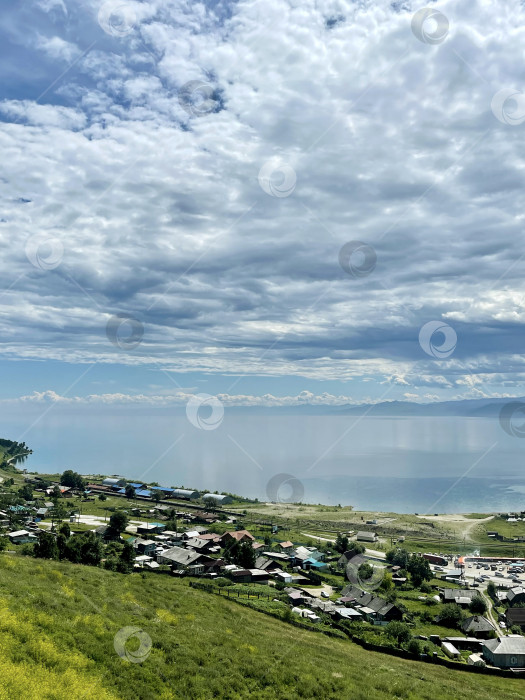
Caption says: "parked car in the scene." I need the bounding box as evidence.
[471,582,479,588]
[495,572,504,577]
[321,591,330,599]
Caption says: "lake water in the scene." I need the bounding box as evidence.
[3,407,525,513]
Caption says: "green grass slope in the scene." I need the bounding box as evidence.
[0,555,522,700]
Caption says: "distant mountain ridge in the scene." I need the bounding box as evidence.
[227,396,523,416]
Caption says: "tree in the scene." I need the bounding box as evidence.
[60,470,85,490]
[51,485,62,500]
[58,522,71,538]
[358,562,374,580]
[98,493,107,501]
[152,491,162,504]
[335,533,349,554]
[407,555,432,587]
[384,621,411,645]
[379,571,394,593]
[386,547,410,569]
[34,531,58,560]
[18,484,33,501]
[487,581,496,599]
[117,541,135,574]
[469,595,487,615]
[125,484,136,500]
[0,536,9,552]
[56,533,68,560]
[79,532,103,566]
[108,511,128,534]
[203,497,217,510]
[408,638,422,655]
[438,603,464,628]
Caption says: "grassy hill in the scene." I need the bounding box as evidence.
[0,555,523,700]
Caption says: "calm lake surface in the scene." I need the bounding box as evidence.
[3,409,525,513]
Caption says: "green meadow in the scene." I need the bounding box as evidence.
[0,554,523,700]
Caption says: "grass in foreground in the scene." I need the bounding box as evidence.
[0,555,523,699]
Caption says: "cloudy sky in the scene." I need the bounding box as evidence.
[1,0,525,409]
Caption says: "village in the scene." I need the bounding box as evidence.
[3,471,525,676]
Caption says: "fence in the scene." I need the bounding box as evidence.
[189,581,274,601]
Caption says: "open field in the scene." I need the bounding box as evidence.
[0,554,523,700]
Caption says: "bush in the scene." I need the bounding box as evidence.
[384,621,411,646]
[215,577,233,587]
[438,603,464,628]
[408,639,422,655]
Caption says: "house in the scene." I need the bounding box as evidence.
[133,538,157,556]
[185,537,217,553]
[157,546,213,569]
[229,569,252,583]
[482,635,525,668]
[221,530,255,546]
[442,641,460,659]
[102,478,124,488]
[286,589,305,605]
[137,523,166,536]
[94,526,121,543]
[356,531,377,543]
[255,556,283,573]
[507,587,525,607]
[272,570,293,584]
[442,589,478,605]
[467,654,486,667]
[506,608,525,631]
[8,530,37,544]
[249,568,270,583]
[461,616,496,639]
[332,607,363,622]
[278,541,294,553]
[251,542,265,552]
[202,493,233,505]
[302,557,328,571]
[192,511,218,524]
[294,546,324,562]
[340,586,402,622]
